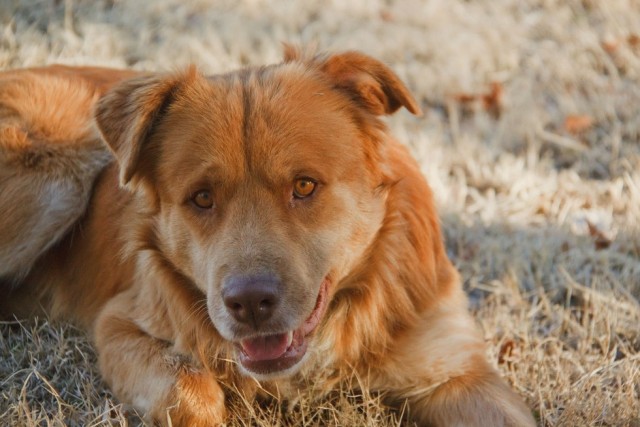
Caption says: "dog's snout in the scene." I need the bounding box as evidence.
[222,275,280,328]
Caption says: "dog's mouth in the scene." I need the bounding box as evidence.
[236,278,330,376]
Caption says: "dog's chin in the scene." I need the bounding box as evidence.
[233,278,330,379]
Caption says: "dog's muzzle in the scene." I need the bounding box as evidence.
[229,278,330,376]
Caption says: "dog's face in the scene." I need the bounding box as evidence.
[96,49,419,378]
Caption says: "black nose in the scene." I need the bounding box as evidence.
[222,274,280,329]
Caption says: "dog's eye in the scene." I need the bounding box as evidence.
[293,178,316,199]
[191,190,214,209]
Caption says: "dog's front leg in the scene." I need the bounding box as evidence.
[94,290,226,426]
[379,291,536,427]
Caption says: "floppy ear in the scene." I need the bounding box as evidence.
[95,68,194,187]
[285,47,421,116]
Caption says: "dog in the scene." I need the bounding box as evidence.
[0,47,536,426]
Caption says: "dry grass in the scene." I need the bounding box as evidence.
[1,0,639,425]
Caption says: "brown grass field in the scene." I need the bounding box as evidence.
[1,0,639,425]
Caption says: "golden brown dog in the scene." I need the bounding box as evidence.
[0,47,535,426]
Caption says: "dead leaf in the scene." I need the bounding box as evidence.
[498,339,516,366]
[602,39,619,54]
[586,221,612,250]
[564,115,593,135]
[379,10,394,22]
[453,82,503,117]
[482,82,503,118]
[454,92,477,104]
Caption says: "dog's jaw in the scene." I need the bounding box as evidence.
[234,278,330,378]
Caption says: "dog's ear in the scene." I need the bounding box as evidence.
[285,47,421,116]
[95,68,195,188]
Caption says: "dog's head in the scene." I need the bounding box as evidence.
[96,48,420,378]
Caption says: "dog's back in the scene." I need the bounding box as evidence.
[0,67,135,319]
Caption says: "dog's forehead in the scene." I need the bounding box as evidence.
[239,65,365,180]
[161,64,368,187]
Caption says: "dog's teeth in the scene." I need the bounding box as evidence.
[286,331,293,347]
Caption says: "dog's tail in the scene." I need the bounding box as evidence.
[0,70,112,284]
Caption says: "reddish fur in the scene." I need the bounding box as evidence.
[0,51,535,426]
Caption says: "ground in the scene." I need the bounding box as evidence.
[1,0,639,426]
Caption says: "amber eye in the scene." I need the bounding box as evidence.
[293,178,317,199]
[191,190,214,209]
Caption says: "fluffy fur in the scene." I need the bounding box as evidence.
[0,49,535,426]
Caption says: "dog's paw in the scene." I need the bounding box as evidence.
[159,367,227,427]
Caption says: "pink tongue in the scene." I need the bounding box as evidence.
[240,333,290,361]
